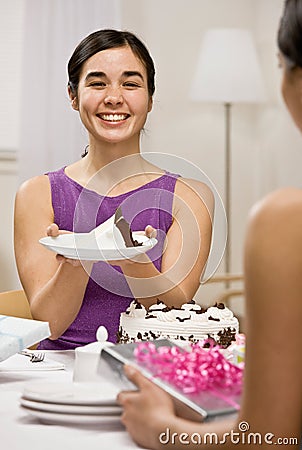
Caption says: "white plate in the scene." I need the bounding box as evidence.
[20,397,122,415]
[39,233,157,261]
[20,406,122,426]
[22,381,119,405]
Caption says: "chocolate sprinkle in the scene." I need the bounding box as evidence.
[217,328,236,348]
[203,337,216,348]
[147,308,166,312]
[208,316,220,322]
[176,316,190,322]
[215,302,225,309]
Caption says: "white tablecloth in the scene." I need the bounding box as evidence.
[0,350,140,450]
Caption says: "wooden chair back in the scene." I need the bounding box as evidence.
[0,289,32,319]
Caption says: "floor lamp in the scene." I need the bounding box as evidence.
[190,28,266,286]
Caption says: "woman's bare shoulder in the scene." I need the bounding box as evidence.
[248,187,302,226]
[246,187,302,262]
[15,175,52,214]
[175,177,214,213]
[175,176,213,193]
[16,175,50,198]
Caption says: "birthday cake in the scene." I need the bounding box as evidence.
[118,299,239,348]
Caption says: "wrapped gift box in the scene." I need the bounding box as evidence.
[102,339,243,421]
[0,315,50,362]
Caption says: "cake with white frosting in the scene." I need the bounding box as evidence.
[117,299,239,348]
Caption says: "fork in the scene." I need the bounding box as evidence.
[19,350,45,363]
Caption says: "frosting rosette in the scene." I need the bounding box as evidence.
[126,301,146,318]
[206,306,234,321]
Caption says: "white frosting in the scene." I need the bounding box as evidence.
[119,301,239,344]
[148,302,166,311]
[206,306,234,321]
[191,312,208,322]
[174,309,191,320]
[181,303,201,312]
[126,302,147,318]
[156,311,175,322]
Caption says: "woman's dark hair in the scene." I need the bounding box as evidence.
[68,29,155,98]
[278,0,302,68]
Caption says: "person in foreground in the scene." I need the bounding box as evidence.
[14,29,213,349]
[117,1,302,448]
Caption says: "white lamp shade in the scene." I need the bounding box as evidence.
[190,28,267,104]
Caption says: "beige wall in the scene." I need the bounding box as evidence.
[0,155,20,291]
[121,0,286,312]
[2,0,298,316]
[0,0,23,291]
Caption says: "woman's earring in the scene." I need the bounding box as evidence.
[81,145,89,158]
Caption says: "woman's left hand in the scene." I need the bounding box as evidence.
[107,225,157,267]
[117,365,175,448]
[143,225,157,239]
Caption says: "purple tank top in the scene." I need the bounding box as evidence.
[38,167,178,350]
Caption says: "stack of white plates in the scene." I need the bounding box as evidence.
[20,381,122,425]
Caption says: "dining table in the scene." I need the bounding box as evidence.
[0,349,141,450]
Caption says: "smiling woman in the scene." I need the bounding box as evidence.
[14,29,213,351]
[70,45,152,146]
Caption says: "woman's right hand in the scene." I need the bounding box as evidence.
[14,176,93,340]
